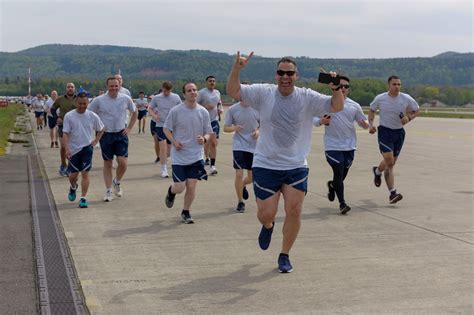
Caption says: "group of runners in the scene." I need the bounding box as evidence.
[36,52,420,273]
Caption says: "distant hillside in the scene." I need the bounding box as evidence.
[0,44,473,86]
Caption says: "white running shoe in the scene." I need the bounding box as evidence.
[210,165,218,175]
[161,169,169,178]
[112,179,123,197]
[103,191,114,202]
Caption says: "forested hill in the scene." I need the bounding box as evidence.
[0,44,473,86]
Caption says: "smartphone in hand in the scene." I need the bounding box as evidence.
[318,73,340,85]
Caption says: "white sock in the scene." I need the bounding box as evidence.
[375,167,382,175]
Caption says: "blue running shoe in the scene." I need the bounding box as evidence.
[68,185,77,201]
[79,197,88,208]
[278,254,293,273]
[258,222,274,250]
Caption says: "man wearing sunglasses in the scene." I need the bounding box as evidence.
[313,76,369,215]
[227,51,344,273]
[368,76,419,204]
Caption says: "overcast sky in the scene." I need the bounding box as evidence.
[0,0,472,58]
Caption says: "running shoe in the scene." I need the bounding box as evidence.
[161,169,169,178]
[112,178,122,197]
[235,201,245,213]
[242,186,249,200]
[339,203,351,215]
[55,141,59,148]
[103,191,114,202]
[389,191,403,204]
[258,222,274,250]
[79,197,88,208]
[154,157,160,163]
[327,181,335,202]
[372,166,382,187]
[50,142,54,148]
[205,159,210,165]
[210,166,218,175]
[68,184,77,201]
[181,211,194,224]
[278,254,293,273]
[165,186,176,208]
[59,165,69,177]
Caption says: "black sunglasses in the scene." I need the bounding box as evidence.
[340,84,350,89]
[276,70,296,76]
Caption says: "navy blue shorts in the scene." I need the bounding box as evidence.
[34,112,43,118]
[378,126,405,157]
[67,145,93,173]
[211,120,220,139]
[172,160,208,182]
[150,120,157,136]
[155,126,171,144]
[252,167,309,200]
[47,116,57,129]
[99,131,129,160]
[233,150,254,170]
[138,110,147,120]
[325,150,355,168]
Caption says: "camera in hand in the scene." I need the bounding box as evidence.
[318,72,341,85]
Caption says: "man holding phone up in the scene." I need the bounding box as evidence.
[368,75,419,204]
[227,52,344,273]
[313,76,368,214]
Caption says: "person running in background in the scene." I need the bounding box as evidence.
[88,77,137,202]
[226,51,344,273]
[163,82,212,224]
[197,75,223,175]
[148,82,182,178]
[313,75,368,214]
[44,90,59,148]
[31,93,45,130]
[52,82,77,176]
[135,91,148,134]
[224,98,259,213]
[63,92,105,208]
[369,75,419,204]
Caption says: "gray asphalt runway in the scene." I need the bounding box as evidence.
[31,116,473,314]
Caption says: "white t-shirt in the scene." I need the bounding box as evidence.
[135,98,148,111]
[88,93,136,132]
[164,103,212,165]
[32,99,44,113]
[313,97,366,151]
[197,88,221,121]
[63,110,104,155]
[241,84,332,170]
[149,92,182,127]
[370,92,419,129]
[224,102,260,153]
[44,98,57,117]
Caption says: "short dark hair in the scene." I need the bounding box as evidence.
[106,76,118,85]
[388,75,400,83]
[139,91,144,95]
[205,75,215,81]
[339,75,350,82]
[162,81,173,90]
[76,92,89,99]
[277,57,297,70]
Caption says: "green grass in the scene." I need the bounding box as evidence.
[0,103,25,155]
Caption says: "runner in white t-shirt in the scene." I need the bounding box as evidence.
[313,76,369,214]
[44,90,59,148]
[63,92,105,208]
[226,51,344,273]
[163,82,213,224]
[135,91,148,134]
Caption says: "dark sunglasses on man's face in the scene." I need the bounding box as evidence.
[276,70,296,77]
[340,84,350,89]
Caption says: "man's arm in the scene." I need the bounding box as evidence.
[368,109,377,134]
[124,110,138,135]
[226,51,254,100]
